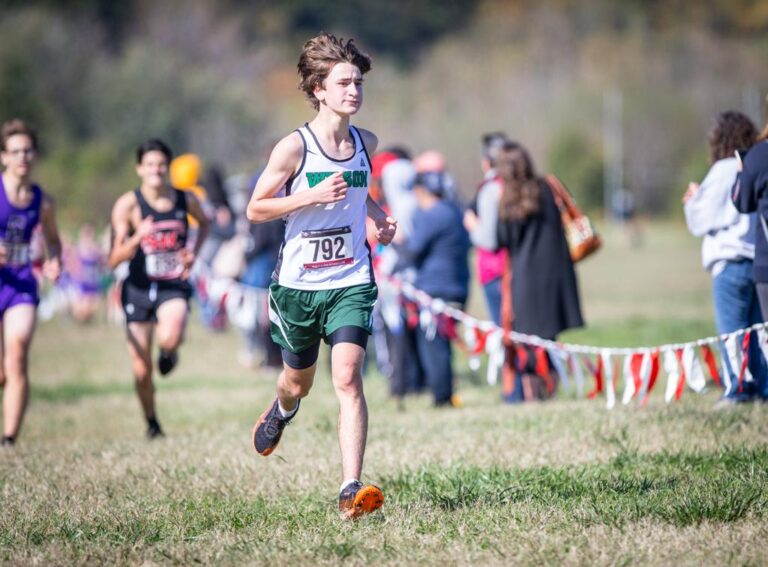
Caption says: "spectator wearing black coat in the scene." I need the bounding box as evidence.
[496,141,584,402]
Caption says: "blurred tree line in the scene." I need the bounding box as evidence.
[1,0,768,225]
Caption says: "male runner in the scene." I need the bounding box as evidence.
[247,32,397,519]
[108,139,209,438]
[0,119,62,446]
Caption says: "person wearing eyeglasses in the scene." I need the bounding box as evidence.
[0,118,62,447]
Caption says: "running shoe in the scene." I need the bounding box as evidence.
[1,436,15,447]
[158,350,178,377]
[338,481,385,519]
[146,417,164,439]
[252,398,299,456]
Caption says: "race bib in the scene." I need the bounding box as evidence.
[301,226,353,270]
[0,241,31,267]
[145,251,183,280]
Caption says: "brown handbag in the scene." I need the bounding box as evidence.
[545,174,602,262]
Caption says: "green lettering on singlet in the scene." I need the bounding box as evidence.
[353,171,367,187]
[306,171,368,188]
[306,171,334,188]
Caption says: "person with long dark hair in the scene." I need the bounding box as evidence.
[685,110,766,405]
[496,141,583,402]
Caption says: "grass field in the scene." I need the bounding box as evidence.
[2,221,767,566]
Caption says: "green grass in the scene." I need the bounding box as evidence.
[1,221,767,565]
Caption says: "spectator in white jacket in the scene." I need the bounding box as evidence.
[683,110,765,404]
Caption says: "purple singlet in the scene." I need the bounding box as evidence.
[0,175,42,317]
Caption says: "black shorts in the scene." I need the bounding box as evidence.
[120,280,191,323]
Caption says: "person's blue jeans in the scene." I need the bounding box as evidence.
[482,277,502,326]
[712,260,768,400]
[241,253,275,288]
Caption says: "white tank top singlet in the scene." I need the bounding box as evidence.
[272,123,374,290]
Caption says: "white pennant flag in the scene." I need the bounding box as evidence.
[664,350,679,403]
[548,348,570,391]
[419,307,437,340]
[757,328,768,368]
[484,329,505,386]
[621,355,634,405]
[721,357,733,397]
[571,354,585,397]
[602,350,615,410]
[724,333,752,387]
[462,324,480,373]
[682,344,707,393]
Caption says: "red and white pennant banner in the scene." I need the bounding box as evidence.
[380,276,768,410]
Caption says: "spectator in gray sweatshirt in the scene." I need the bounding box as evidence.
[684,110,766,404]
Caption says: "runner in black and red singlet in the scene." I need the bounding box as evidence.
[108,139,209,439]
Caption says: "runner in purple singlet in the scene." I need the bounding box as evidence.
[0,119,62,447]
[67,223,106,323]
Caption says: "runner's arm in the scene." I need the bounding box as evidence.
[357,128,396,243]
[39,194,63,281]
[247,133,349,223]
[39,194,62,261]
[108,193,151,269]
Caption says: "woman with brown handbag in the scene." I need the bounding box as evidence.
[495,141,584,402]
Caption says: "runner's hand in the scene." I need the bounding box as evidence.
[43,256,61,282]
[0,243,6,267]
[312,172,348,204]
[179,249,196,280]
[374,216,397,246]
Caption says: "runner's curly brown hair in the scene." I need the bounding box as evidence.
[297,32,372,110]
[708,111,757,163]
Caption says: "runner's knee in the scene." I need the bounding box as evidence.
[130,355,152,382]
[281,367,315,398]
[157,330,183,352]
[4,341,30,375]
[333,362,363,396]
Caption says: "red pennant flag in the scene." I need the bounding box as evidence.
[534,347,556,396]
[737,331,751,393]
[700,345,720,387]
[404,299,419,329]
[502,344,516,397]
[587,355,604,399]
[674,348,687,401]
[535,347,550,378]
[640,350,661,407]
[472,327,489,355]
[630,353,644,396]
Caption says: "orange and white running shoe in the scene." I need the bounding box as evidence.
[338,481,385,519]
